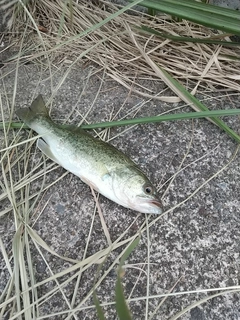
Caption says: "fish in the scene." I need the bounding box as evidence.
[16,95,163,214]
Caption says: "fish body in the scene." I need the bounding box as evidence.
[16,95,163,214]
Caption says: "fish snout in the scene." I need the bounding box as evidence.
[148,198,163,214]
[134,197,163,214]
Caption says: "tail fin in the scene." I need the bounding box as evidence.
[16,95,49,125]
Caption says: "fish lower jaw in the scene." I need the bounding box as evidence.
[130,198,163,214]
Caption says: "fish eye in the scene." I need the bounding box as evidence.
[144,185,153,195]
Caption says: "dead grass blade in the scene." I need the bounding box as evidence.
[4,0,240,94]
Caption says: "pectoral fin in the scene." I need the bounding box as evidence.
[37,139,60,165]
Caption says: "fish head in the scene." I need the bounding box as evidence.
[112,167,163,214]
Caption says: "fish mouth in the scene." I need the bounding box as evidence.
[149,199,162,208]
[134,197,163,214]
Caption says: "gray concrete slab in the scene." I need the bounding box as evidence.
[210,0,240,10]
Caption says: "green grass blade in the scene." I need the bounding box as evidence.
[115,277,133,320]
[140,26,240,47]
[157,66,240,143]
[92,249,113,320]
[115,237,140,320]
[2,109,240,133]
[153,0,240,18]
[119,237,140,269]
[93,292,106,320]
[130,0,240,35]
[79,110,240,141]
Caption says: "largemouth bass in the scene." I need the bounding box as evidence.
[16,95,163,214]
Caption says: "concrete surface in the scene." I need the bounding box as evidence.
[210,0,240,10]
[1,2,240,320]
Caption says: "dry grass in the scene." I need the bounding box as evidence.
[4,0,240,97]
